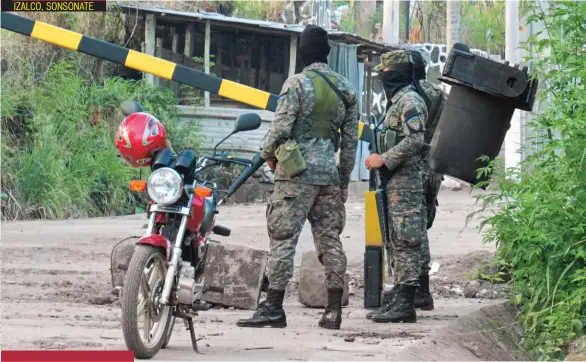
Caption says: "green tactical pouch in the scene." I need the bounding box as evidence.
[385,130,397,149]
[275,139,307,177]
[376,130,398,153]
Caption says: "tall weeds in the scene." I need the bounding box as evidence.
[469,2,586,359]
[1,55,202,220]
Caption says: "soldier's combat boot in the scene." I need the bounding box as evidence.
[236,289,287,328]
[366,286,398,320]
[414,274,434,310]
[371,284,417,323]
[319,288,343,330]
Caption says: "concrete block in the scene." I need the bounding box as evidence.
[199,241,268,311]
[110,238,268,311]
[110,236,140,288]
[298,250,350,308]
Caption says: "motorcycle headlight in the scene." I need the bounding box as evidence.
[147,167,184,205]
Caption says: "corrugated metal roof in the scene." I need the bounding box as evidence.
[116,2,400,53]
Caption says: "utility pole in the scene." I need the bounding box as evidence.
[504,0,523,172]
[446,0,460,52]
[399,0,410,43]
[383,0,401,45]
[442,0,462,190]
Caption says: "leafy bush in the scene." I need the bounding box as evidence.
[1,55,202,220]
[469,2,586,360]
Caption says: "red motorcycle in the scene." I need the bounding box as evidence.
[115,100,265,359]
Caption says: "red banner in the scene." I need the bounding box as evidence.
[1,351,133,362]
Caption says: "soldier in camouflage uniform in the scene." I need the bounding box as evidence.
[364,50,428,323]
[237,25,358,330]
[410,51,447,311]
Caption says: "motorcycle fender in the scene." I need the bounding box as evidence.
[136,235,172,261]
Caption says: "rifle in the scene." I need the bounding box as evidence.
[363,115,393,308]
[368,117,393,283]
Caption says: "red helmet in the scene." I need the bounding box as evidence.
[115,112,168,168]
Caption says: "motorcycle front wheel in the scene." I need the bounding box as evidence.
[161,316,176,349]
[121,245,173,359]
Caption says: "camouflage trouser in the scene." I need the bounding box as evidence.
[421,164,443,276]
[265,181,347,291]
[422,164,443,230]
[419,196,431,276]
[386,187,426,285]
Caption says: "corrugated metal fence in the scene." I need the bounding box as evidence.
[328,42,369,182]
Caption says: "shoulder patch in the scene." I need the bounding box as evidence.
[276,95,286,108]
[405,115,423,132]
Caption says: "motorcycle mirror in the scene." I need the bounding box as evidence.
[121,100,143,116]
[233,113,262,133]
[212,113,262,155]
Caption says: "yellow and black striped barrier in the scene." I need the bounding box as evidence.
[1,12,280,112]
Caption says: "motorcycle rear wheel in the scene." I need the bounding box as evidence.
[121,245,173,359]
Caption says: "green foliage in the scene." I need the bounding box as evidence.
[468,2,586,359]
[460,1,506,55]
[467,257,513,284]
[1,55,202,220]
[231,0,283,22]
[370,2,383,27]
[339,5,356,33]
[332,0,350,7]
[232,0,266,20]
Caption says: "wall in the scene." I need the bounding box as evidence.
[177,106,273,155]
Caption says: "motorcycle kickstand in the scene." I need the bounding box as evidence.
[184,317,201,354]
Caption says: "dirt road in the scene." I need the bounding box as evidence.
[1,189,504,360]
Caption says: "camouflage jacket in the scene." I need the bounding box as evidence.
[381,85,429,191]
[261,62,359,188]
[420,80,446,144]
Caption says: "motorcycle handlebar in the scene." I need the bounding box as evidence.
[203,155,251,167]
[224,152,265,198]
[225,156,253,165]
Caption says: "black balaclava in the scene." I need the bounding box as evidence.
[411,51,427,80]
[378,63,413,109]
[298,25,330,67]
[409,51,433,110]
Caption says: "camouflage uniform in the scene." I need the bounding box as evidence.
[419,80,446,275]
[380,83,429,285]
[366,50,429,324]
[260,62,359,292]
